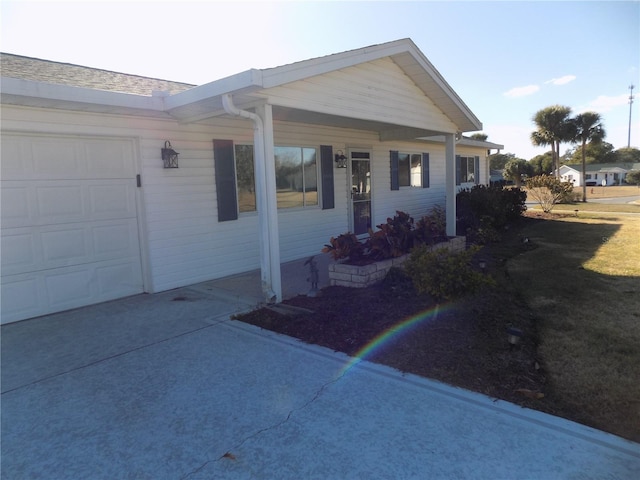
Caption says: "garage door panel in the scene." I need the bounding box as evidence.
[37,185,85,221]
[1,232,38,273]
[89,182,136,217]
[1,276,43,321]
[84,141,135,177]
[2,219,140,276]
[1,134,144,323]
[32,140,82,176]
[2,180,137,228]
[1,185,33,227]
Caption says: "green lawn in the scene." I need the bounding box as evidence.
[507,209,640,441]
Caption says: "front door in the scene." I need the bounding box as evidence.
[350,150,372,235]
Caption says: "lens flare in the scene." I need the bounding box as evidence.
[337,303,449,378]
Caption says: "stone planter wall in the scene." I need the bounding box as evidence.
[328,236,466,288]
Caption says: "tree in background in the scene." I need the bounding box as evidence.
[572,112,605,202]
[615,147,640,163]
[470,133,488,141]
[529,152,554,176]
[563,141,616,164]
[531,105,575,179]
[488,152,515,171]
[626,170,640,186]
[503,158,532,187]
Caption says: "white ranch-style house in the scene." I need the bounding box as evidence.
[1,39,502,324]
[558,163,640,187]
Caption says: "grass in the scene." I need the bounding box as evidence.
[508,208,640,440]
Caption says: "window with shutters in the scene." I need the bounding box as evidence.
[398,152,423,187]
[274,146,318,209]
[458,156,477,183]
[390,151,429,190]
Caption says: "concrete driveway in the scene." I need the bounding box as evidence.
[2,282,639,479]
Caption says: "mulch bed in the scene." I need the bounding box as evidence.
[234,214,572,416]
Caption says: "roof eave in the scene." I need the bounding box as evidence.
[1,77,166,115]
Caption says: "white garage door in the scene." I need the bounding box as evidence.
[1,134,144,323]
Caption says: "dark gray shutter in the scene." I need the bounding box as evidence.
[213,139,238,222]
[390,150,399,190]
[455,155,462,186]
[320,145,334,210]
[422,152,430,188]
[474,156,480,185]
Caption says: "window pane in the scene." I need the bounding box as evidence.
[398,153,410,187]
[275,146,303,208]
[235,145,256,212]
[467,158,475,183]
[460,157,468,182]
[303,148,318,206]
[410,154,422,187]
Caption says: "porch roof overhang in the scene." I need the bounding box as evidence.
[162,38,482,139]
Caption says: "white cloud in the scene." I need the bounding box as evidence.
[584,94,630,113]
[545,75,576,85]
[503,85,540,98]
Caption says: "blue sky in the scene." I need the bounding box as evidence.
[2,0,638,159]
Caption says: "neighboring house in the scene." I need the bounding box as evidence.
[1,39,502,324]
[557,163,640,186]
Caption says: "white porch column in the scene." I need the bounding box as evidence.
[255,103,282,303]
[445,133,457,237]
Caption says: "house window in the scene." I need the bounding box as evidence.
[398,153,423,187]
[390,151,429,190]
[586,174,592,180]
[274,146,318,208]
[235,144,256,213]
[459,156,476,183]
[456,155,480,185]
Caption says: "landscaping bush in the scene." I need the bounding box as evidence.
[404,245,493,301]
[324,208,451,264]
[525,175,574,213]
[322,233,365,261]
[456,184,527,241]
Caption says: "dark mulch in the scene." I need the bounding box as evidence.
[234,214,569,415]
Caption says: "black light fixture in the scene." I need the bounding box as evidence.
[161,141,179,168]
[334,150,347,168]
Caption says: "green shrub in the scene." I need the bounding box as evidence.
[415,205,447,245]
[456,185,526,241]
[404,245,493,301]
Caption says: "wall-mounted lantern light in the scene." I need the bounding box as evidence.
[161,141,179,168]
[334,150,347,168]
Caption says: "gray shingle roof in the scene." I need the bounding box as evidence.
[1,53,195,96]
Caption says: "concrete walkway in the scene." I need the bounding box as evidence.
[2,266,639,479]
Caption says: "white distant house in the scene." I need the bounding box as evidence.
[1,38,503,324]
[557,163,640,186]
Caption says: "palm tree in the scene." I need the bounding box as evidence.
[531,105,574,179]
[572,112,605,202]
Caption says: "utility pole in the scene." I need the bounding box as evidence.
[629,84,635,148]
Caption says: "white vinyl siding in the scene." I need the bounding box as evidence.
[259,58,458,133]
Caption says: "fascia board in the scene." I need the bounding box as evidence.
[260,38,415,88]
[164,69,263,110]
[0,77,163,111]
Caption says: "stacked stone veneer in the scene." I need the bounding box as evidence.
[328,236,466,288]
